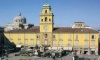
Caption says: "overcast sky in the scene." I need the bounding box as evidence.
[0,0,100,29]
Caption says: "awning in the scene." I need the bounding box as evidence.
[48,47,72,50]
[90,48,95,51]
[84,48,88,51]
[16,45,22,47]
[90,47,95,51]
[63,47,72,50]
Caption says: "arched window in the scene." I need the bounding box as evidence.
[45,17,47,22]
[19,20,20,22]
[45,10,47,13]
[41,19,43,22]
[91,35,95,39]
[49,19,51,22]
[16,20,17,22]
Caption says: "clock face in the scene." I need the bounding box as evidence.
[44,26,48,30]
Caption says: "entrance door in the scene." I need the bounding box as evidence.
[84,51,88,54]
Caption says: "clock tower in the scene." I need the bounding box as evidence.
[40,3,54,32]
[40,3,54,46]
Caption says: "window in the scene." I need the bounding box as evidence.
[31,34,34,39]
[25,39,28,45]
[49,19,51,22]
[59,40,63,46]
[45,10,47,13]
[37,40,39,45]
[45,17,47,22]
[36,35,40,38]
[91,35,95,39]
[18,34,20,38]
[84,41,88,46]
[31,39,34,45]
[53,35,55,38]
[10,34,12,39]
[75,35,78,39]
[74,41,78,46]
[18,39,21,44]
[85,34,88,39]
[44,34,48,38]
[91,41,95,46]
[60,34,62,39]
[68,35,71,39]
[68,40,72,46]
[25,34,28,39]
[41,19,43,22]
[53,40,56,46]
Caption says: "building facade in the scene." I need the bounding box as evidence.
[4,3,99,55]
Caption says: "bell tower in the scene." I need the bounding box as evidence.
[40,3,54,46]
[40,3,54,32]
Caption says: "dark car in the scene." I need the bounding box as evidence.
[55,52,62,58]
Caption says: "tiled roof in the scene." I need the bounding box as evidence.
[5,26,40,33]
[5,26,98,33]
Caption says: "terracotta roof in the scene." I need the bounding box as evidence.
[5,26,98,33]
[5,26,40,33]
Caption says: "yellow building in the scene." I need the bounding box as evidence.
[4,3,99,55]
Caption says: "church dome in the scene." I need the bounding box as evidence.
[13,13,26,24]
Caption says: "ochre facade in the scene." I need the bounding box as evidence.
[4,3,99,55]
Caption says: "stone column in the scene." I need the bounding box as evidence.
[82,48,84,54]
[77,48,80,55]
[88,48,90,55]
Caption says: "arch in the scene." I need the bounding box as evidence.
[41,19,43,22]
[49,19,51,22]
[45,10,47,13]
[16,20,17,22]
[45,17,48,22]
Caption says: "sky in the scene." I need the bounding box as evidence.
[0,0,100,29]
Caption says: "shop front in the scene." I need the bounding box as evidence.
[84,48,88,54]
[90,47,95,54]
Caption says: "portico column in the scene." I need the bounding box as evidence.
[88,48,90,55]
[95,47,98,55]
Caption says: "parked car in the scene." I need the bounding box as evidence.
[20,47,34,56]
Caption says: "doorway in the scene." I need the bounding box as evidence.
[84,51,88,54]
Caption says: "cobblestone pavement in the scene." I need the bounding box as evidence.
[0,53,100,60]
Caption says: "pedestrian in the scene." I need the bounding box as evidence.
[52,52,55,60]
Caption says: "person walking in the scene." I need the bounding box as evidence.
[52,52,55,60]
